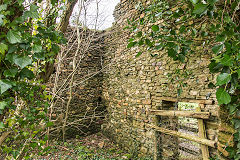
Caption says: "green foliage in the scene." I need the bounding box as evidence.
[0,0,65,159]
[126,0,240,158]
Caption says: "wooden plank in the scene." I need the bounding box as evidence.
[149,109,210,119]
[146,124,217,148]
[197,104,210,160]
[158,97,214,105]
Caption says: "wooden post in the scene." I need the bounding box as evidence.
[153,116,158,160]
[197,104,210,160]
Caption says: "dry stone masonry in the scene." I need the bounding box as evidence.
[101,0,235,159]
[50,0,236,159]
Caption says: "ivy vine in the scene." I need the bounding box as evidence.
[0,0,65,159]
[126,0,240,159]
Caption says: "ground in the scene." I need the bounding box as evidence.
[36,133,136,160]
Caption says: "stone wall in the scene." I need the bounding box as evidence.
[102,0,234,159]
[48,28,106,137]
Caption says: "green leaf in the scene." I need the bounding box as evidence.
[145,39,152,47]
[212,44,224,54]
[193,3,208,15]
[30,4,39,11]
[208,0,219,5]
[3,68,18,78]
[216,34,226,42]
[168,48,177,59]
[20,68,35,80]
[32,44,42,53]
[237,69,240,78]
[177,88,182,97]
[51,0,57,5]
[14,56,32,69]
[136,31,142,38]
[229,104,237,115]
[135,52,142,58]
[7,30,21,44]
[216,73,231,86]
[0,43,8,55]
[0,122,4,129]
[138,39,144,46]
[5,53,18,64]
[234,119,240,129]
[179,25,186,33]
[190,0,199,4]
[220,54,233,66]
[0,14,5,26]
[24,5,39,19]
[0,101,7,110]
[127,42,137,48]
[152,25,159,32]
[46,121,54,127]
[0,80,13,94]
[216,88,231,105]
[0,4,7,11]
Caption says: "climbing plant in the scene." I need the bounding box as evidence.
[0,0,65,159]
[126,0,240,159]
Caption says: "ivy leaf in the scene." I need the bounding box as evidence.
[0,101,7,110]
[229,104,237,115]
[221,54,233,66]
[138,39,144,46]
[20,68,35,80]
[237,69,240,78]
[190,0,199,4]
[177,88,182,97]
[216,34,226,42]
[216,88,231,105]
[0,4,7,11]
[216,73,231,86]
[233,119,240,129]
[51,0,57,5]
[7,30,21,44]
[0,14,5,26]
[193,3,208,15]
[14,56,32,69]
[145,39,152,47]
[127,42,137,48]
[168,48,177,59]
[152,25,159,32]
[212,44,224,54]
[32,44,42,53]
[0,122,4,129]
[0,43,8,55]
[136,31,142,38]
[3,68,18,78]
[5,53,18,64]
[0,80,13,94]
[135,52,142,58]
[208,0,219,5]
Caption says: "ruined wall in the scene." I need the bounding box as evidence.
[102,0,234,159]
[48,28,106,137]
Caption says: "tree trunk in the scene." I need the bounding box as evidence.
[39,0,78,83]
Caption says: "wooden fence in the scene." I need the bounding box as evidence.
[147,97,217,160]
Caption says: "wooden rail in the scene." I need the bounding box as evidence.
[149,109,210,119]
[147,124,217,148]
[158,97,214,105]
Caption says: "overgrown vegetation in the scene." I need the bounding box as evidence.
[0,0,65,159]
[126,0,240,159]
